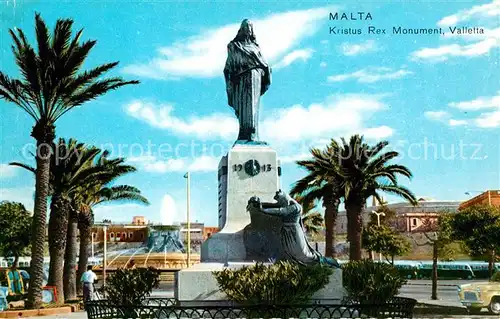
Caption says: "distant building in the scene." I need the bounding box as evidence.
[459,190,500,210]
[132,216,148,225]
[91,222,148,243]
[179,222,204,246]
[336,197,461,234]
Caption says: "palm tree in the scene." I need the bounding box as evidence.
[0,14,138,308]
[11,139,102,303]
[326,135,417,260]
[294,195,324,236]
[72,152,149,293]
[291,148,343,257]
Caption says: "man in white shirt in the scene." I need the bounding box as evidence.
[80,265,97,307]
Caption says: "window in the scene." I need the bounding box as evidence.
[129,232,133,239]
[412,219,417,226]
[92,233,97,239]
[122,232,127,240]
[110,232,115,240]
[207,233,211,238]
[140,233,144,240]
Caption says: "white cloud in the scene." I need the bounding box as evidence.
[339,40,378,56]
[0,164,17,179]
[126,93,392,144]
[411,37,500,61]
[273,48,314,69]
[320,61,327,68]
[424,110,449,120]
[126,94,393,168]
[0,187,34,210]
[126,100,238,140]
[327,67,412,83]
[449,91,500,110]
[361,126,394,139]
[160,194,177,225]
[437,1,500,27]
[122,7,332,79]
[261,93,391,142]
[412,1,500,61]
[427,92,500,128]
[475,110,500,127]
[448,119,468,126]
[129,155,219,173]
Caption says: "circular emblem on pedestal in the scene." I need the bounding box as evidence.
[244,159,261,176]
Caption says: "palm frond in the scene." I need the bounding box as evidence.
[9,162,36,173]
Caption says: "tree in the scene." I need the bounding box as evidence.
[451,205,500,277]
[11,139,102,303]
[414,213,454,300]
[291,147,343,257]
[0,201,32,267]
[73,151,149,294]
[362,225,411,264]
[0,14,138,308]
[294,195,324,236]
[323,135,417,260]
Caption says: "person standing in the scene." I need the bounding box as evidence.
[80,265,97,308]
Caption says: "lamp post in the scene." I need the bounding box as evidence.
[184,172,191,267]
[91,232,95,260]
[103,224,108,295]
[371,210,385,261]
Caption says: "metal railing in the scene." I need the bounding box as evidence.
[86,297,417,318]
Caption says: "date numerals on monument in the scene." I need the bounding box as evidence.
[233,159,271,176]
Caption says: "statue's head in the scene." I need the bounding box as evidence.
[234,19,256,42]
[274,190,291,206]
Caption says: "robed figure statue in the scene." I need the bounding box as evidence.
[224,19,271,142]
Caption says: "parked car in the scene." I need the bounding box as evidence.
[458,281,500,314]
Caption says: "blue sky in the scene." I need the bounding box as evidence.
[0,0,499,226]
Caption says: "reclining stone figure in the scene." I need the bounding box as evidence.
[247,190,340,268]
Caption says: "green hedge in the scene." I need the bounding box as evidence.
[213,261,333,305]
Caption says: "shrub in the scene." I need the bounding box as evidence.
[213,261,333,305]
[342,260,407,304]
[104,267,160,307]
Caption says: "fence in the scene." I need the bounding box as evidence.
[86,297,417,318]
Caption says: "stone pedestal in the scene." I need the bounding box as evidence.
[201,143,281,263]
[175,262,345,307]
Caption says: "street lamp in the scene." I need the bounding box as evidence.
[184,172,191,267]
[91,232,95,260]
[102,222,110,296]
[371,210,385,261]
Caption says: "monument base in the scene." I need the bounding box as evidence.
[175,262,345,307]
[200,232,246,263]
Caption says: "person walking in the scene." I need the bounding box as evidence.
[80,265,97,309]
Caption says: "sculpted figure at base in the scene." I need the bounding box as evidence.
[247,190,340,268]
[224,19,271,142]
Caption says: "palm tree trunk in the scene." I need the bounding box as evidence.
[47,194,70,304]
[324,195,340,258]
[488,249,495,278]
[13,256,19,268]
[431,242,438,300]
[26,141,51,309]
[346,200,364,261]
[63,212,78,300]
[77,217,91,295]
